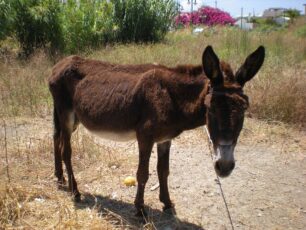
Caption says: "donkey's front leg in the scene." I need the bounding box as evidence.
[134,136,153,217]
[157,141,174,212]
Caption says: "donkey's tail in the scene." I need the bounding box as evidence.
[53,105,61,137]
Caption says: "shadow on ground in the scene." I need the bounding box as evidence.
[75,193,204,229]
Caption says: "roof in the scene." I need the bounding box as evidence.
[262,8,286,18]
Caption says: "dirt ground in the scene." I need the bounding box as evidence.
[1,116,306,229]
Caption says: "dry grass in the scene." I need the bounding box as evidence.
[0,51,54,118]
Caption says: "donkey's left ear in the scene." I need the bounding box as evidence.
[235,46,265,87]
[202,46,223,87]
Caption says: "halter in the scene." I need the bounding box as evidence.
[208,87,244,96]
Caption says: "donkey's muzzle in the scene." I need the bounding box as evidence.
[214,160,235,177]
[214,144,235,177]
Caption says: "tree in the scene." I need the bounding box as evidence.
[0,0,13,41]
[284,9,300,22]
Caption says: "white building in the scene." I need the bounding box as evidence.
[234,18,254,30]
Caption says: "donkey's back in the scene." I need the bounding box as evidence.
[48,55,179,141]
[49,55,166,85]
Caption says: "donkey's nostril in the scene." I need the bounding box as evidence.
[214,161,235,177]
[215,161,221,171]
[229,162,235,171]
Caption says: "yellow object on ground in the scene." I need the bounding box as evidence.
[123,176,136,186]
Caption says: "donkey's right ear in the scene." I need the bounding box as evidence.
[235,46,265,87]
[202,46,223,86]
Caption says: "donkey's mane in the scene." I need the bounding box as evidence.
[170,65,203,76]
[167,61,234,79]
[220,61,235,82]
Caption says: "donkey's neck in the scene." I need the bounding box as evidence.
[165,73,208,130]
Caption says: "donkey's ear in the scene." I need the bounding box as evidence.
[235,46,265,87]
[202,46,223,86]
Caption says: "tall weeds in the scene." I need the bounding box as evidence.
[0,52,52,117]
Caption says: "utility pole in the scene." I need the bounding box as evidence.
[215,0,217,8]
[191,0,193,13]
[188,0,197,13]
[241,7,243,29]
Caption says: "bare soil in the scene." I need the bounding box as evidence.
[1,117,306,229]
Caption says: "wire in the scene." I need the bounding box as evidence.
[204,126,235,230]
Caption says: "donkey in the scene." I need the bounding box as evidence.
[48,45,265,216]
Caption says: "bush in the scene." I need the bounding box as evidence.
[113,0,178,42]
[12,0,63,56]
[3,0,177,55]
[175,6,235,27]
[296,24,306,38]
[0,0,13,40]
[284,8,300,22]
[61,0,107,53]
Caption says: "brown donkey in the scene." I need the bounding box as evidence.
[48,46,265,216]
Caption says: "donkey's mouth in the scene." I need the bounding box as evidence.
[214,161,235,177]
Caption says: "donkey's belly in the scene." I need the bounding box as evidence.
[89,129,136,142]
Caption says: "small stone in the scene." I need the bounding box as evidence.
[150,183,160,191]
[110,165,117,169]
[111,192,118,199]
[34,197,45,203]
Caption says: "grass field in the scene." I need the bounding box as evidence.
[1,17,306,229]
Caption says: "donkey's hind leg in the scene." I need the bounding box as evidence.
[62,110,80,201]
[53,106,66,186]
[61,126,81,202]
[157,141,174,212]
[54,107,80,201]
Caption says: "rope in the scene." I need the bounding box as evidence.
[204,126,235,230]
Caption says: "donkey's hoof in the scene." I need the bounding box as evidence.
[163,204,176,215]
[57,180,67,191]
[57,177,66,185]
[73,193,81,203]
[135,209,147,218]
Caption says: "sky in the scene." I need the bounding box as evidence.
[178,0,306,17]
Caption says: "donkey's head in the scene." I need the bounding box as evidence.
[202,46,265,177]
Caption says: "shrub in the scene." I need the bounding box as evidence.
[296,24,306,38]
[5,0,177,55]
[284,8,300,22]
[11,0,63,56]
[113,0,178,42]
[175,6,235,27]
[0,0,13,41]
[199,7,235,26]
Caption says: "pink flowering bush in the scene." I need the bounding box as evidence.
[176,13,191,26]
[175,6,235,27]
